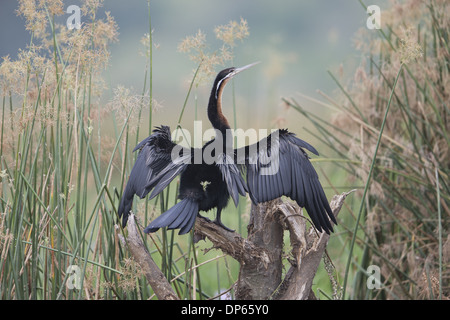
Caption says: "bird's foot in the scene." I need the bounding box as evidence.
[213,219,235,232]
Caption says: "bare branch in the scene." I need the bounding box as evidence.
[120,190,353,300]
[275,190,355,300]
[194,216,268,265]
[119,214,179,300]
[235,199,284,299]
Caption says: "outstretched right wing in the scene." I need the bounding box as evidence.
[117,126,191,227]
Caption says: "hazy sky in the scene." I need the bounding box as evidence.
[0,0,387,131]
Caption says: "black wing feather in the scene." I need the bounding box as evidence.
[239,129,336,234]
[118,126,191,227]
[216,153,248,207]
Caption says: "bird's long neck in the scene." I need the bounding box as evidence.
[208,78,231,135]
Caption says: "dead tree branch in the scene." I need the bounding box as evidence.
[118,214,179,300]
[274,191,353,299]
[121,191,353,300]
[234,199,284,299]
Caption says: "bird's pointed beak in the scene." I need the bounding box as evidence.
[231,61,260,77]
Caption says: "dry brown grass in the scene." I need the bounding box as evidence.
[320,0,448,299]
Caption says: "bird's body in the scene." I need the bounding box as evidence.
[118,63,336,235]
[180,163,229,212]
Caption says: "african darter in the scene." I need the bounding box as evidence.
[118,63,336,235]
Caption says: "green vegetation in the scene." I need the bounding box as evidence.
[0,0,447,300]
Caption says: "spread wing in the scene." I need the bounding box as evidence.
[236,129,336,234]
[118,126,192,227]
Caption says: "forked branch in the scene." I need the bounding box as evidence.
[122,191,353,300]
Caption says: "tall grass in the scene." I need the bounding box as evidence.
[289,0,449,299]
[0,0,134,300]
[0,0,247,300]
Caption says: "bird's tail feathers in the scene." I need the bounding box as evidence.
[144,198,198,235]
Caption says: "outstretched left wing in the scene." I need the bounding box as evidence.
[236,129,336,234]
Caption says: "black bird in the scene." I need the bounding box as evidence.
[118,63,336,235]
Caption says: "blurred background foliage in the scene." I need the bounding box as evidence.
[1,0,373,133]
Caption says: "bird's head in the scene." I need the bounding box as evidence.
[208,62,260,133]
[213,62,260,99]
